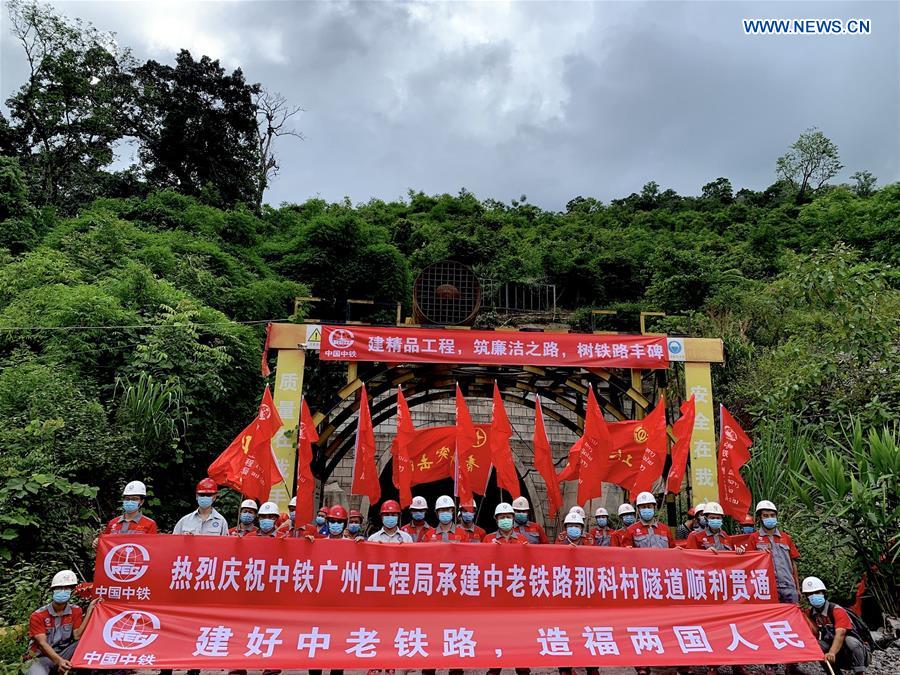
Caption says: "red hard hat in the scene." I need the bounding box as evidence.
[742,514,755,525]
[349,509,362,519]
[196,478,217,494]
[317,506,328,515]
[328,505,348,520]
[687,507,696,517]
[380,499,401,514]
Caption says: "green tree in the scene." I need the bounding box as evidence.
[776,127,843,199]
[850,170,877,197]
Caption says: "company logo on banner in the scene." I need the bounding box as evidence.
[102,610,161,650]
[104,544,150,583]
[328,328,355,349]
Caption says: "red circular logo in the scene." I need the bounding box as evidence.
[328,329,355,349]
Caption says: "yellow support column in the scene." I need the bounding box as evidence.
[269,349,306,510]
[683,362,718,503]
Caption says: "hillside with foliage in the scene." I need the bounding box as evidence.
[0,0,897,651]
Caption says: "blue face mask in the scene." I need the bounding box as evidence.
[808,593,826,609]
[596,517,608,528]
[289,511,296,522]
[497,517,514,531]
[438,512,453,525]
[197,495,213,509]
[514,512,529,525]
[52,590,71,604]
[123,499,140,514]
[639,508,655,522]
[259,518,275,532]
[566,526,582,540]
[742,525,755,534]
[382,515,398,529]
[461,512,475,523]
[698,516,708,527]
[328,522,344,536]
[315,515,326,526]
[707,518,723,531]
[622,514,636,526]
[240,512,255,525]
[348,523,361,534]
[762,517,778,530]
[411,511,425,521]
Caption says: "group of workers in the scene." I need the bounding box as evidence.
[28,479,870,675]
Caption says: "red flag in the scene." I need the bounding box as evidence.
[577,386,613,504]
[391,387,415,508]
[351,386,381,504]
[717,405,753,520]
[666,395,696,494]
[400,425,492,493]
[556,436,581,482]
[490,382,521,499]
[454,385,475,505]
[208,385,284,502]
[260,323,272,378]
[295,398,318,524]
[533,396,563,517]
[629,398,669,495]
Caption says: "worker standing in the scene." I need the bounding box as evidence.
[255,502,281,538]
[620,492,674,549]
[229,499,259,536]
[172,478,228,535]
[613,503,636,546]
[555,512,592,546]
[588,507,616,547]
[739,514,756,535]
[401,495,434,542]
[346,509,366,540]
[103,480,158,535]
[685,502,745,553]
[674,507,697,540]
[802,576,870,675]
[511,496,548,544]
[368,500,413,543]
[457,500,486,542]
[426,495,467,542]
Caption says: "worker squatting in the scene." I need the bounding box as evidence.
[28,479,870,675]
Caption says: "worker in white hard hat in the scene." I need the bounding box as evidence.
[620,492,674,549]
[426,495,467,542]
[255,501,282,537]
[588,507,616,547]
[230,499,259,536]
[685,502,746,554]
[747,500,801,603]
[802,576,870,674]
[511,495,548,544]
[613,503,637,546]
[26,570,101,675]
[401,495,435,542]
[93,480,157,550]
[555,511,592,546]
[568,505,586,519]
[457,499,486,542]
[483,502,527,544]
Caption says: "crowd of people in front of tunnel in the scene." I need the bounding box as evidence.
[28,479,871,675]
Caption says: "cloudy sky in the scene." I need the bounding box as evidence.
[1,1,897,209]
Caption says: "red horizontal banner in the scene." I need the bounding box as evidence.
[320,326,669,369]
[73,536,821,669]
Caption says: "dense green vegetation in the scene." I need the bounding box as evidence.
[0,0,897,658]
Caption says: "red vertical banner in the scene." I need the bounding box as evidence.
[534,396,563,517]
[454,385,475,505]
[666,395,696,494]
[490,382,521,499]
[351,386,381,504]
[577,387,613,505]
[295,399,318,524]
[392,387,415,508]
[717,405,753,520]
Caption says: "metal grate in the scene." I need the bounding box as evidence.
[482,279,557,316]
[413,261,482,325]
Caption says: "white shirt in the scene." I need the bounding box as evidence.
[173,508,228,535]
[367,528,413,543]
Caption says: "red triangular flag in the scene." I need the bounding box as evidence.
[391,387,415,508]
[717,405,753,520]
[350,386,381,504]
[295,398,318,524]
[533,396,563,517]
[629,397,669,495]
[577,386,612,505]
[209,385,284,502]
[666,395,696,494]
[453,384,475,505]
[260,323,272,378]
[556,436,581,482]
[490,382,521,499]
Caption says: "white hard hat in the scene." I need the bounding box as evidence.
[258,501,280,516]
[494,502,515,517]
[123,480,147,497]
[410,496,428,510]
[51,570,78,588]
[635,491,656,506]
[704,502,725,516]
[594,507,609,517]
[617,503,636,516]
[801,576,827,593]
[694,502,706,513]
[568,506,586,518]
[564,512,585,525]
[240,499,258,510]
[755,500,778,513]
[435,495,455,510]
[289,496,297,507]
[511,496,530,510]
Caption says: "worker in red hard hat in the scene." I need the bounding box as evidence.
[368,500,413,543]
[172,478,228,536]
[401,495,434,542]
[457,500,486,542]
[740,514,756,535]
[346,509,365,540]
[321,505,349,539]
